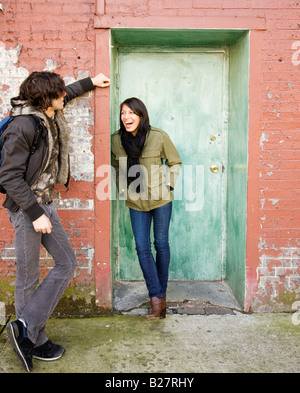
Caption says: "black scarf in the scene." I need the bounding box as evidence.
[121,130,147,191]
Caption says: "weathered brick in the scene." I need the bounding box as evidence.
[163,0,193,9]
[193,0,223,8]
[223,0,250,8]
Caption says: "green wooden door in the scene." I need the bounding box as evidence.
[114,49,228,281]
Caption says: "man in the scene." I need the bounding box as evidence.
[0,71,110,372]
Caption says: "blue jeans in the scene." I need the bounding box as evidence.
[129,202,172,299]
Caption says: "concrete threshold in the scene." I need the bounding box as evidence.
[113,280,242,316]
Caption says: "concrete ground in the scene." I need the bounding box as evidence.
[0,313,299,373]
[1,282,299,374]
[113,281,242,315]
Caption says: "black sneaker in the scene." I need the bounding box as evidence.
[7,320,34,372]
[33,340,65,361]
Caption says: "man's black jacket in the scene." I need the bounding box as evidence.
[0,77,94,221]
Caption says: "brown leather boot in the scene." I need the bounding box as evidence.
[146,296,167,319]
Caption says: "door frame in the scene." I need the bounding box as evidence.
[110,28,249,307]
[114,47,229,281]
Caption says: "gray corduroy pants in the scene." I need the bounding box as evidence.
[8,202,77,346]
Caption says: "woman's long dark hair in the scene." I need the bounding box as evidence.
[119,97,150,137]
[119,98,150,192]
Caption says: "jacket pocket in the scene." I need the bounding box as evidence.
[141,150,161,165]
[3,196,20,213]
[141,150,162,188]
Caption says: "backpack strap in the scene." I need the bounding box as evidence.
[0,115,45,195]
[24,115,45,154]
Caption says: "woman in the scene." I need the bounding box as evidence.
[111,97,182,319]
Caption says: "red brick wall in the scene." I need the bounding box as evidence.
[0,0,99,315]
[1,0,299,313]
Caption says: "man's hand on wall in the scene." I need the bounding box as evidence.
[91,73,111,88]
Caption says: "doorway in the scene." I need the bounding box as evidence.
[110,29,249,307]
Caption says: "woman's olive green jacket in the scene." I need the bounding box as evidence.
[111,126,182,211]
